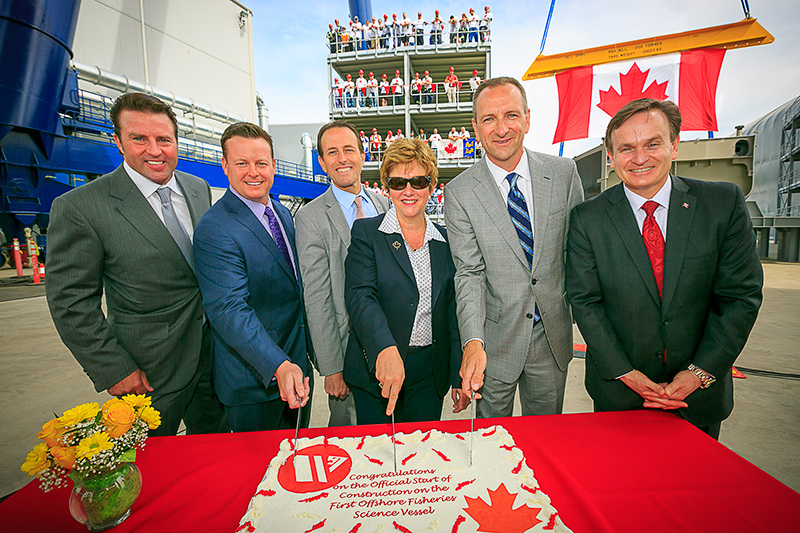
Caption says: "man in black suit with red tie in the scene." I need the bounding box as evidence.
[566,99,763,439]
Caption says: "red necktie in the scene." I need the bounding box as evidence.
[642,200,664,298]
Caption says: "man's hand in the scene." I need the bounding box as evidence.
[324,372,350,400]
[460,340,486,400]
[663,370,702,402]
[451,388,470,413]
[375,346,405,416]
[108,369,153,396]
[620,370,688,410]
[275,361,310,409]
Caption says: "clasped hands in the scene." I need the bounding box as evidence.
[621,369,702,409]
[376,346,470,416]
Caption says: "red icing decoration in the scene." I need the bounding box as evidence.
[357,436,366,450]
[455,479,476,491]
[500,444,517,452]
[348,524,362,533]
[401,452,417,466]
[432,449,451,462]
[462,484,543,533]
[544,512,559,530]
[455,435,465,441]
[394,438,404,445]
[452,515,466,532]
[520,484,541,494]
[299,492,329,502]
[511,459,523,475]
[421,431,432,442]
[482,427,497,437]
[235,522,255,533]
[256,489,275,497]
[277,444,352,494]
[393,521,413,533]
[305,519,326,532]
[324,436,329,446]
[365,455,383,466]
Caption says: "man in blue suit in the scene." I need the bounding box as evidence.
[193,122,312,432]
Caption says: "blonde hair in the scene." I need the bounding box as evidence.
[379,138,438,189]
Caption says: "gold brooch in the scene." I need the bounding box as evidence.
[392,240,401,249]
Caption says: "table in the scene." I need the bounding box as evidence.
[2,411,797,532]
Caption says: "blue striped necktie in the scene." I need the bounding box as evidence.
[506,172,540,323]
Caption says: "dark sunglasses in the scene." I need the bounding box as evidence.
[386,175,431,190]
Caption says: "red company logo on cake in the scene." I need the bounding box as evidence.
[277,444,352,493]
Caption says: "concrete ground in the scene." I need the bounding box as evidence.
[1,262,798,500]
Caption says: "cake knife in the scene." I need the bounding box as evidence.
[469,390,475,467]
[391,411,397,473]
[293,403,301,467]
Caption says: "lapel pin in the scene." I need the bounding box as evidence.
[682,202,689,209]
[392,240,401,249]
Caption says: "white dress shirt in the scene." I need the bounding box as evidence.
[623,176,672,240]
[485,154,534,235]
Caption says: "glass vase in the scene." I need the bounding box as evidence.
[68,463,142,531]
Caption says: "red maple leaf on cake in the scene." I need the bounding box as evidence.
[596,63,669,118]
[462,483,542,533]
[445,142,458,154]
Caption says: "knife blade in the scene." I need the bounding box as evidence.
[469,390,475,467]
[293,403,301,467]
[391,411,397,473]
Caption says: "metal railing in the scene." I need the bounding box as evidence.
[777,204,800,217]
[326,26,491,58]
[331,83,478,114]
[360,139,483,164]
[779,168,800,191]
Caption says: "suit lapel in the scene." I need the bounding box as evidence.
[324,188,352,248]
[365,188,389,214]
[471,159,529,269]
[224,191,298,286]
[110,167,194,275]
[529,151,553,271]
[606,185,662,305]
[662,176,695,313]
[174,171,205,227]
[383,231,415,284]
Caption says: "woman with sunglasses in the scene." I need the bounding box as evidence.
[343,139,469,424]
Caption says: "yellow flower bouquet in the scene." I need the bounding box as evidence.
[21,395,161,490]
[21,395,161,530]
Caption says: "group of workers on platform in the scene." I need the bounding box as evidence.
[45,77,763,442]
[327,7,492,53]
[333,68,482,109]
[357,127,478,162]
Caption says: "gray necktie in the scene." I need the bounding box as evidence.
[155,187,194,270]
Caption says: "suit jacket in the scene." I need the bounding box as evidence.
[566,176,763,426]
[444,149,584,382]
[343,214,461,397]
[193,190,310,406]
[46,165,211,393]
[295,187,389,376]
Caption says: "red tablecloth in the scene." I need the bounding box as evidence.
[2,411,797,532]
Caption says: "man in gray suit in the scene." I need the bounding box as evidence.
[46,93,228,436]
[445,77,584,417]
[295,121,389,426]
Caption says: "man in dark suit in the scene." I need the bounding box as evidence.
[193,122,311,432]
[46,92,228,436]
[566,98,763,439]
[295,121,389,427]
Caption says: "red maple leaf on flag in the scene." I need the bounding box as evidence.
[444,143,458,154]
[597,63,669,118]
[462,483,542,533]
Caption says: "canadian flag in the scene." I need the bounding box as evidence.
[432,139,463,158]
[552,48,725,143]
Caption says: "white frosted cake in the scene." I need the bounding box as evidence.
[237,425,571,533]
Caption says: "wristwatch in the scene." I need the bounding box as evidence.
[688,364,716,389]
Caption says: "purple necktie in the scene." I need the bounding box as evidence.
[264,204,294,274]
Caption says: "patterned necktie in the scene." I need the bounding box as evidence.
[155,187,193,270]
[354,195,365,219]
[642,200,665,298]
[506,172,540,323]
[264,203,294,275]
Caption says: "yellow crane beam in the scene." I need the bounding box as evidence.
[522,18,774,81]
